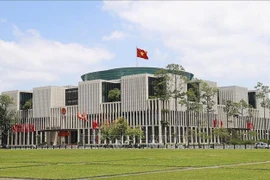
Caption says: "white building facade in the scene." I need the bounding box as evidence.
[2,67,270,146]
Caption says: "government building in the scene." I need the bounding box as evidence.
[2,67,270,146]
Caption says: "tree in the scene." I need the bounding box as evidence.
[238,99,249,116]
[113,117,128,144]
[179,79,202,147]
[153,64,188,144]
[254,82,270,139]
[152,68,171,144]
[100,121,115,145]
[223,100,239,129]
[213,128,230,144]
[126,127,144,144]
[108,88,121,102]
[100,117,143,145]
[22,98,32,110]
[200,81,218,144]
[0,94,17,146]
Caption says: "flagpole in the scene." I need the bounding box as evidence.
[136,46,138,67]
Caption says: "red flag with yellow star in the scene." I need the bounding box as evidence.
[137,47,149,60]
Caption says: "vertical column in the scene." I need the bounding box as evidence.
[68,132,71,145]
[88,128,90,145]
[11,133,14,145]
[83,128,85,145]
[145,126,148,144]
[40,132,43,144]
[15,133,18,145]
[165,128,167,144]
[178,126,181,144]
[19,133,22,145]
[27,132,30,145]
[45,132,48,145]
[7,133,9,146]
[77,129,80,144]
[169,126,172,144]
[32,132,34,145]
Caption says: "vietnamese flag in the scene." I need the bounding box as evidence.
[213,119,218,128]
[137,48,149,60]
[220,121,223,128]
[92,120,99,129]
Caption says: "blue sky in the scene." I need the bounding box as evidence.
[1,1,270,92]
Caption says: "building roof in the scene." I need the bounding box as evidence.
[81,67,194,81]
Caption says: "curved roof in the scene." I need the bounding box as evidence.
[81,67,194,81]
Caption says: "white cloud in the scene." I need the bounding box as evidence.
[0,18,7,23]
[102,30,127,41]
[152,48,168,62]
[103,1,270,88]
[0,26,115,92]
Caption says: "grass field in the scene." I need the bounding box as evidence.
[0,149,270,180]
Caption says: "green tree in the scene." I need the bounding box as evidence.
[100,122,115,145]
[22,98,32,110]
[100,117,143,145]
[113,117,128,144]
[213,128,230,144]
[200,81,218,143]
[223,100,240,129]
[254,82,270,139]
[153,63,188,144]
[126,127,144,144]
[0,94,17,146]
[108,88,121,102]
[180,79,202,147]
[238,99,249,116]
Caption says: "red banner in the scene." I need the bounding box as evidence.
[58,131,70,137]
[12,124,35,133]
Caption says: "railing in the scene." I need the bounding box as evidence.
[2,144,262,150]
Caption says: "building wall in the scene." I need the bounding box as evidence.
[121,74,148,112]
[78,80,102,114]
[218,86,248,104]
[33,86,65,118]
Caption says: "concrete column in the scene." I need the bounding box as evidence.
[145,126,148,144]
[178,126,181,144]
[165,128,167,144]
[27,132,30,145]
[169,126,172,143]
[77,129,80,144]
[88,128,90,145]
[15,133,18,145]
[19,133,22,145]
[158,124,162,144]
[45,132,48,144]
[82,128,85,145]
[11,133,14,145]
[40,132,43,144]
[152,126,155,144]
[68,132,71,145]
[7,133,9,146]
[31,132,34,145]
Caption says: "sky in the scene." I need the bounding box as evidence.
[1,1,270,93]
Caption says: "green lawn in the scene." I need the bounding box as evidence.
[0,149,270,179]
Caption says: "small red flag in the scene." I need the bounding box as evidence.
[12,125,17,133]
[247,122,253,130]
[92,120,99,129]
[137,48,149,60]
[77,112,83,120]
[220,121,223,128]
[213,119,217,128]
[83,112,89,122]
